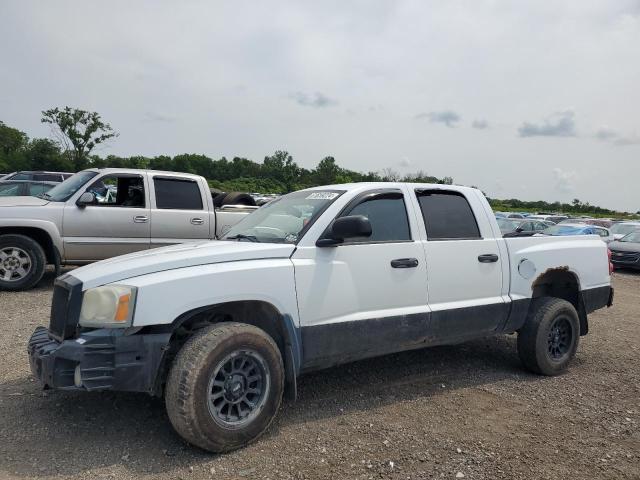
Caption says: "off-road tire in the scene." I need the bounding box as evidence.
[518,297,580,376]
[0,234,46,291]
[221,192,256,207]
[165,322,284,452]
[210,188,227,208]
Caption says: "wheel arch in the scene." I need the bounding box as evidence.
[0,226,60,266]
[530,267,588,335]
[149,300,301,399]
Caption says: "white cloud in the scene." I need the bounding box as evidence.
[472,119,489,130]
[415,110,461,127]
[518,111,577,138]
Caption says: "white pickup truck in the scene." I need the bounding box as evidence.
[0,168,255,290]
[28,182,613,452]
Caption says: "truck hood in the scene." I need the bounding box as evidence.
[0,196,49,207]
[70,240,296,289]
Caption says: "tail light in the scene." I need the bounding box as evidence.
[607,248,613,275]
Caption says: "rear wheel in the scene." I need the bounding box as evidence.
[0,234,46,291]
[165,322,284,452]
[517,297,580,375]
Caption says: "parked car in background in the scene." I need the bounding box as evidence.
[0,180,57,197]
[501,218,550,237]
[609,231,640,270]
[1,171,73,182]
[0,168,259,291]
[541,223,614,243]
[528,214,568,224]
[559,218,613,228]
[610,222,640,241]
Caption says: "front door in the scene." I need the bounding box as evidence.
[292,188,429,370]
[62,173,151,262]
[414,189,506,341]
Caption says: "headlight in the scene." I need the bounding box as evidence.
[79,285,137,328]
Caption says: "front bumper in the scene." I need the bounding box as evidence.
[28,326,171,394]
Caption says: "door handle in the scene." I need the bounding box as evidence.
[191,217,204,225]
[391,258,419,268]
[133,215,149,223]
[478,254,499,263]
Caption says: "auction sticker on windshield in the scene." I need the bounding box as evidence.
[306,192,339,200]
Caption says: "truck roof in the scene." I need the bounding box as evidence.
[83,168,203,179]
[304,182,479,195]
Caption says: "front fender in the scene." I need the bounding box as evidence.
[123,259,300,330]
[0,218,64,257]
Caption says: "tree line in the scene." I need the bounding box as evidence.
[0,107,636,217]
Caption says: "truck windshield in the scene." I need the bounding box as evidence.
[222,190,344,244]
[40,171,99,202]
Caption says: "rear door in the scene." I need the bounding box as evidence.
[413,189,507,341]
[149,175,211,248]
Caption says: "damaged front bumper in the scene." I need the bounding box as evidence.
[27,326,171,394]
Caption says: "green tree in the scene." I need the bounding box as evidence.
[41,107,119,170]
[27,138,70,171]
[313,156,340,184]
[0,121,29,155]
[263,150,300,192]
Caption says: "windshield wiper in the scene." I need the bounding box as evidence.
[225,234,260,243]
[38,193,52,199]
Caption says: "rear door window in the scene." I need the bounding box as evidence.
[154,178,203,210]
[416,190,481,240]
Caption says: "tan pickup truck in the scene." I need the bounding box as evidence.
[0,168,257,290]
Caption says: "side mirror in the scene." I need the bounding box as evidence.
[316,215,372,247]
[76,192,95,208]
[515,227,524,233]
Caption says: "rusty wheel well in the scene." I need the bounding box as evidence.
[531,268,588,335]
[152,300,295,397]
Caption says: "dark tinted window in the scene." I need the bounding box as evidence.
[154,178,203,210]
[33,174,60,182]
[342,193,411,242]
[417,191,481,240]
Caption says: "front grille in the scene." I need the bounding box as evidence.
[49,282,71,339]
[49,276,83,340]
[610,250,640,264]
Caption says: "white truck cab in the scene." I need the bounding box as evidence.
[28,182,613,452]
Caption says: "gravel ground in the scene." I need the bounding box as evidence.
[1,269,639,480]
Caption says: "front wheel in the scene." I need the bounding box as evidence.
[517,297,580,376]
[165,322,284,452]
[0,234,46,291]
